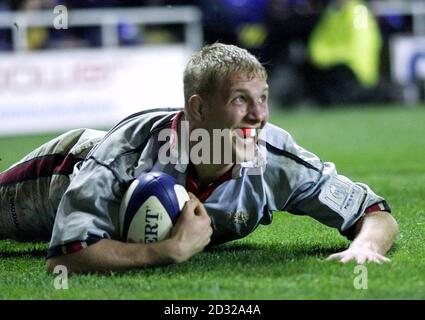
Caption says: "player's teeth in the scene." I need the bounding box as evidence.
[237,128,256,138]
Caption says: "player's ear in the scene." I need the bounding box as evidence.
[187,95,204,122]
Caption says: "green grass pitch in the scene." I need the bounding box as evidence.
[0,106,424,299]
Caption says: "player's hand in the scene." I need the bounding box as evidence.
[326,247,391,264]
[168,192,213,263]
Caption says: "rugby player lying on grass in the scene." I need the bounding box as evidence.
[0,43,397,273]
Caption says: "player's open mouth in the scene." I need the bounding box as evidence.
[234,128,258,143]
[240,128,256,138]
[232,128,258,162]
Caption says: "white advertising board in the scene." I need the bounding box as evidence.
[390,35,425,84]
[0,45,189,135]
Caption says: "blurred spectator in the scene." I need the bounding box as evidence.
[200,0,269,58]
[65,0,119,8]
[267,0,398,107]
[309,0,381,86]
[265,0,324,106]
[118,20,142,46]
[303,0,386,105]
[133,0,196,45]
[139,0,195,5]
[1,0,200,50]
[265,0,324,62]
[0,0,11,50]
[49,0,122,48]
[20,0,56,50]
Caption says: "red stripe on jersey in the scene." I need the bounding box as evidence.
[171,111,184,132]
[67,241,85,253]
[170,111,184,147]
[62,241,87,255]
[365,202,387,214]
[0,154,81,186]
[185,165,234,202]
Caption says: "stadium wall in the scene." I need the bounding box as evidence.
[0,45,189,135]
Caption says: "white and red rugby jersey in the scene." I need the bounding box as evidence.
[0,108,389,257]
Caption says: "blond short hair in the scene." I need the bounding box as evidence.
[183,43,267,106]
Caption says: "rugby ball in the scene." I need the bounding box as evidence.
[119,172,190,243]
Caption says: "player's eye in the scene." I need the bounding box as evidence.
[259,94,268,104]
[232,95,247,105]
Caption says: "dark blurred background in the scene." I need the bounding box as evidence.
[0,0,421,109]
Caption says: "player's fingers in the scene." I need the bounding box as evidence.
[326,253,342,261]
[380,256,391,263]
[356,255,366,265]
[193,200,210,219]
[340,255,354,264]
[374,255,390,264]
[366,254,383,264]
[339,253,356,264]
[326,254,337,261]
[181,197,200,217]
[188,192,197,200]
[365,252,388,264]
[375,253,390,262]
[181,197,211,224]
[369,256,383,264]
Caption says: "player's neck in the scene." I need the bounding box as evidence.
[192,163,234,189]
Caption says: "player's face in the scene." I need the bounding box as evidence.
[201,73,269,163]
[206,74,269,129]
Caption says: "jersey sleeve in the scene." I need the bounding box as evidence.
[263,123,390,240]
[47,110,176,258]
[286,161,390,239]
[47,158,124,258]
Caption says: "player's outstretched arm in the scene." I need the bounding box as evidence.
[327,211,398,264]
[46,196,212,273]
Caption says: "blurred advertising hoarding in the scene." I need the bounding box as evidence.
[391,35,425,84]
[0,45,188,135]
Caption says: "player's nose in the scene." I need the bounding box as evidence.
[246,100,267,124]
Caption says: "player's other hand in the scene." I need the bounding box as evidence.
[326,247,391,264]
[168,192,213,263]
